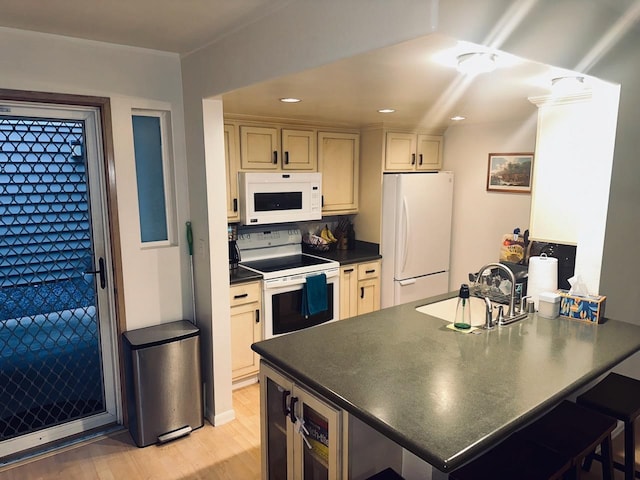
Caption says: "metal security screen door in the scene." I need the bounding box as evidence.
[0,102,119,458]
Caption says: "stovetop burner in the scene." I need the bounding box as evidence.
[240,254,331,274]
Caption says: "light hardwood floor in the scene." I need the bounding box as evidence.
[1,382,638,479]
[0,384,261,480]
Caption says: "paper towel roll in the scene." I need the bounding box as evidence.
[528,254,558,309]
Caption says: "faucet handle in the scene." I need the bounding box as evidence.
[497,305,505,325]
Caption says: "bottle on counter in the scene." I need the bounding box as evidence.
[453,284,472,330]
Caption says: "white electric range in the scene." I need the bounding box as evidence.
[238,228,340,338]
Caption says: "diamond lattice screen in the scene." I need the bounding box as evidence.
[0,117,105,441]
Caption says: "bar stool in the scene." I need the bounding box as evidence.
[518,400,616,480]
[448,432,572,480]
[577,372,640,480]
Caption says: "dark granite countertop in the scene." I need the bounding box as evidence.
[252,292,640,472]
[302,240,381,265]
[229,265,262,285]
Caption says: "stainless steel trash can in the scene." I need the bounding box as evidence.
[123,320,203,447]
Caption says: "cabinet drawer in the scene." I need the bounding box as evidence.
[229,281,261,307]
[357,261,380,280]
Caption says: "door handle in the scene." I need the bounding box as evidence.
[419,153,423,165]
[411,153,416,165]
[234,293,249,299]
[273,151,278,164]
[360,287,365,299]
[289,396,298,423]
[282,389,291,416]
[84,257,106,289]
[365,269,376,274]
[284,151,289,164]
[233,198,238,212]
[255,309,260,323]
[343,268,354,273]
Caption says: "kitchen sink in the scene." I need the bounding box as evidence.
[416,296,492,328]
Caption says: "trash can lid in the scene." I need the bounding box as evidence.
[123,320,199,349]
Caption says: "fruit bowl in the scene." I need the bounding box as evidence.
[302,233,337,252]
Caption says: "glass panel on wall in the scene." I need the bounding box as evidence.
[132,113,172,243]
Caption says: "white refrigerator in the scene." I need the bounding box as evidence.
[380,172,454,308]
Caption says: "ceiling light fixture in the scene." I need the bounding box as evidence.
[279,97,301,103]
[456,52,497,75]
[377,108,395,113]
[450,115,466,121]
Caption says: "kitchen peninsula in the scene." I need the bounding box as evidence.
[251,292,640,479]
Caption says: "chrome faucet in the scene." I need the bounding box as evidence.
[473,262,528,326]
[483,296,495,330]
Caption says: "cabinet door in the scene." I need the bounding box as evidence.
[416,134,442,171]
[225,124,240,221]
[294,385,342,480]
[384,132,416,171]
[261,362,342,480]
[230,301,262,380]
[282,128,317,171]
[318,132,360,214]
[240,125,280,170]
[230,281,262,382]
[261,363,295,480]
[357,278,380,315]
[339,265,358,320]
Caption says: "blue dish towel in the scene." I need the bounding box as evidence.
[301,273,328,318]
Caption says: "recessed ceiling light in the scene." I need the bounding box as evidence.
[377,108,395,113]
[450,115,466,121]
[456,52,496,75]
[279,97,301,103]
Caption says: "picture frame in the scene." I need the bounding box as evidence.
[486,152,534,193]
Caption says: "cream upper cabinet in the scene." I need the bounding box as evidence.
[225,124,240,222]
[240,125,316,171]
[340,260,381,320]
[385,132,442,171]
[230,281,262,382]
[318,131,360,215]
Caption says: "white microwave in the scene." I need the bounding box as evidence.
[238,172,323,225]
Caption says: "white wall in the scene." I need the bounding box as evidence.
[0,27,191,331]
[443,118,535,289]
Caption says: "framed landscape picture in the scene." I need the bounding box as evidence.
[486,152,534,193]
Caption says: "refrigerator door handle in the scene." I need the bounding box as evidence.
[401,196,410,272]
[398,279,416,286]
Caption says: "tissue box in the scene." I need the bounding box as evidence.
[558,290,606,324]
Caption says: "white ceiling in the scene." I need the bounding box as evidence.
[0,0,597,130]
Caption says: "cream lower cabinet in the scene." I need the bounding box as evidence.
[260,361,342,479]
[230,281,262,382]
[339,260,381,320]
